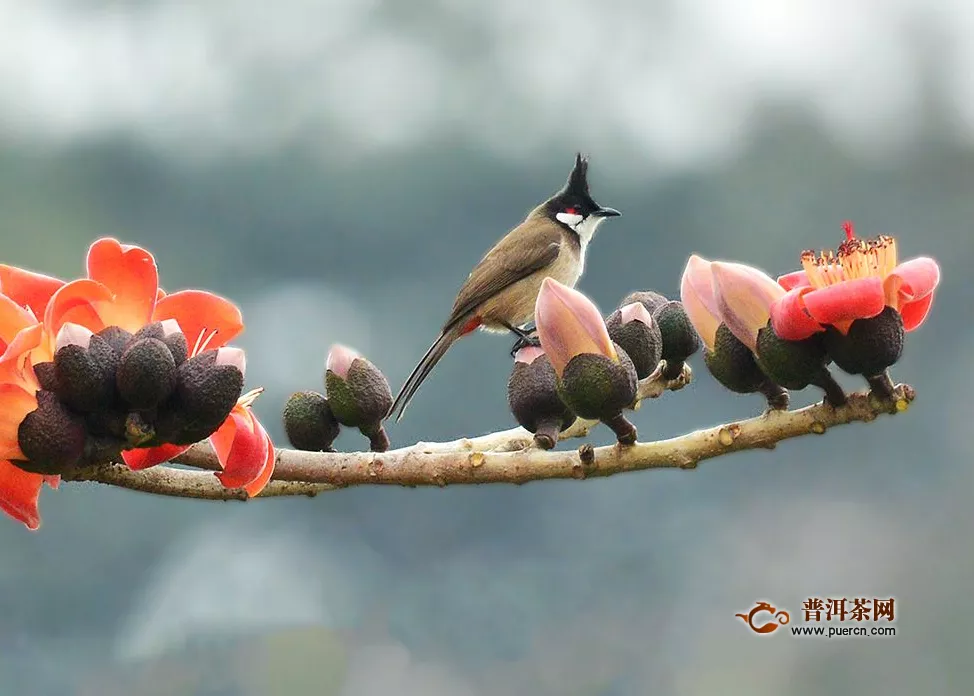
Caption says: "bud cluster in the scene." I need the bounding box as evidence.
[283,345,393,453]
[507,279,697,448]
[16,321,245,475]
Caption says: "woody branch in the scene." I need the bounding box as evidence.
[60,368,916,499]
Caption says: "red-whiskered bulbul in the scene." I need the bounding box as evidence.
[389,154,620,421]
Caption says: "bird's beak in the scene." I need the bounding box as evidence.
[592,206,621,218]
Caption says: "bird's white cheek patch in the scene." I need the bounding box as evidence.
[556,212,583,228]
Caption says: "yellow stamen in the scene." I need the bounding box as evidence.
[237,387,264,409]
[799,224,898,288]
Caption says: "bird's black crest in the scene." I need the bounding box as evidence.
[560,153,590,197]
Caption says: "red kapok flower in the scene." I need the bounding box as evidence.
[771,222,941,340]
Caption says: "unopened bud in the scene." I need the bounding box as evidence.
[755,322,846,407]
[53,330,119,413]
[605,303,663,379]
[705,323,789,411]
[16,391,87,474]
[508,348,576,449]
[652,300,702,379]
[325,346,392,452]
[557,343,639,445]
[116,337,177,409]
[822,306,904,379]
[283,391,341,452]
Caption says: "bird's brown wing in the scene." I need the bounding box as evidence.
[444,223,562,330]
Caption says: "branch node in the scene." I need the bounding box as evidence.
[809,421,827,434]
[468,451,485,468]
[717,424,741,447]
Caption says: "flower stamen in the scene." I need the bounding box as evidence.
[799,222,898,289]
[237,387,264,409]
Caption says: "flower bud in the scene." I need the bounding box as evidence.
[97,325,134,356]
[325,344,392,452]
[283,391,341,452]
[16,391,87,474]
[755,322,847,407]
[605,302,663,379]
[507,347,576,449]
[32,361,60,392]
[536,278,638,444]
[619,290,669,316]
[652,301,702,380]
[704,324,789,410]
[822,306,904,379]
[53,324,119,413]
[130,320,188,365]
[157,348,245,444]
[116,338,177,409]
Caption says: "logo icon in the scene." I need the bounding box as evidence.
[735,601,791,634]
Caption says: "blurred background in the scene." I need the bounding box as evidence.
[1,1,971,694]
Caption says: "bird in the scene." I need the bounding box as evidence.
[389,153,621,421]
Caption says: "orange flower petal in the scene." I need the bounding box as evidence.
[0,265,65,318]
[153,290,244,353]
[769,287,824,341]
[1,324,45,367]
[44,279,113,336]
[883,257,941,311]
[209,411,240,465]
[0,460,46,530]
[0,383,37,455]
[801,278,886,326]
[0,294,37,350]
[122,443,191,471]
[85,238,159,331]
[777,270,812,291]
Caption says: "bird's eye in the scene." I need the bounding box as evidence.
[564,207,577,215]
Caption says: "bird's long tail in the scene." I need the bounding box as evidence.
[389,322,466,422]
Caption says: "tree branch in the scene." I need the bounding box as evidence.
[61,381,916,500]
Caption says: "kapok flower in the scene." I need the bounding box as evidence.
[535,278,638,444]
[0,319,60,530]
[771,222,941,340]
[324,344,393,452]
[122,388,274,497]
[535,277,618,377]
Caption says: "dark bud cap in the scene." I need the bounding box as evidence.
[53,329,119,413]
[652,300,702,365]
[754,322,829,390]
[704,323,769,394]
[325,357,393,429]
[116,337,177,409]
[283,391,341,452]
[822,306,904,377]
[605,303,663,379]
[32,361,60,392]
[16,391,87,474]
[97,326,134,356]
[556,343,638,422]
[508,348,576,449]
[173,348,245,428]
[620,290,669,316]
[130,320,188,365]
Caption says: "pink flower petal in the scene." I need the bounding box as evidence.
[801,278,886,326]
[769,288,824,341]
[0,460,46,530]
[535,277,616,376]
[680,255,720,351]
[619,302,653,326]
[326,344,361,379]
[711,262,784,351]
[514,345,545,364]
[899,292,935,332]
[883,257,941,310]
[0,265,65,319]
[153,290,244,353]
[86,238,158,331]
[777,270,812,291]
[122,443,190,471]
